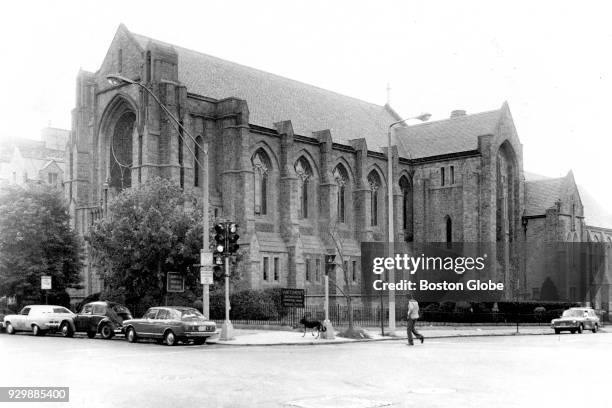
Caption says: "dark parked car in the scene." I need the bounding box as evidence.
[123,306,217,346]
[60,301,132,339]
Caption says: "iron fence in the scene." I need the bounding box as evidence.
[125,301,607,328]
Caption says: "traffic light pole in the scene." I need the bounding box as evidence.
[221,254,234,340]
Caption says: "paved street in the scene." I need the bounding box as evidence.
[1,331,610,408]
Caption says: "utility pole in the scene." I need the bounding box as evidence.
[201,143,211,318]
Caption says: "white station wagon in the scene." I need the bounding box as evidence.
[3,305,75,336]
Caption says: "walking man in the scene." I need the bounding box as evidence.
[407,293,424,346]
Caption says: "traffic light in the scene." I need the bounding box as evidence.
[227,223,240,254]
[213,255,224,279]
[214,223,226,254]
[325,254,336,275]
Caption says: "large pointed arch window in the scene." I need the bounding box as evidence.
[110,111,135,190]
[295,157,312,219]
[333,164,349,223]
[367,171,381,227]
[252,150,271,215]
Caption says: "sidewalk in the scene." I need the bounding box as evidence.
[207,324,599,346]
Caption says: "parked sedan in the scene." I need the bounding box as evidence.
[60,301,132,339]
[123,307,217,346]
[3,305,75,336]
[551,307,600,334]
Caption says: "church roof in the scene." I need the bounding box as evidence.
[393,108,503,159]
[524,176,566,216]
[129,30,399,150]
[524,171,612,229]
[577,185,612,229]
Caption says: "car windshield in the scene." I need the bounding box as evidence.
[181,309,204,320]
[562,309,584,317]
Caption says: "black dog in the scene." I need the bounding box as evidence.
[300,316,327,338]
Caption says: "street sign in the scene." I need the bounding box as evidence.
[166,272,185,293]
[41,276,52,290]
[200,266,213,285]
[200,251,213,266]
[200,251,214,285]
[281,288,305,308]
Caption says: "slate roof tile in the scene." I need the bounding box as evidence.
[393,109,502,159]
[130,31,398,150]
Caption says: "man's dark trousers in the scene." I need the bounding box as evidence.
[407,318,424,345]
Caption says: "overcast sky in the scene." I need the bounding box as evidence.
[1,0,611,209]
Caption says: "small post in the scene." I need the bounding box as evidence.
[220,255,234,340]
[321,274,335,339]
[380,286,385,336]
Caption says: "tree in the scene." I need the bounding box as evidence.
[87,177,205,309]
[0,184,83,307]
[328,220,361,336]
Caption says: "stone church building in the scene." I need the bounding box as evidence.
[65,25,612,310]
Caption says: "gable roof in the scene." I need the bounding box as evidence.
[393,107,503,159]
[524,177,566,216]
[577,185,612,229]
[524,171,612,229]
[127,29,399,150]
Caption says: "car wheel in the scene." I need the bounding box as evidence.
[100,324,114,339]
[5,322,16,335]
[193,338,206,345]
[592,324,598,333]
[126,327,138,343]
[570,329,576,334]
[164,330,177,346]
[60,322,74,338]
[86,331,97,339]
[577,324,583,334]
[554,329,560,334]
[32,324,44,336]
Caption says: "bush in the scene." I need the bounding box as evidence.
[210,288,287,320]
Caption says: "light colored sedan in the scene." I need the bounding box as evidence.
[551,307,600,334]
[3,305,75,336]
[123,307,217,346]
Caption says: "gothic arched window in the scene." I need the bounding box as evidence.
[367,171,381,227]
[333,164,349,223]
[445,215,452,243]
[252,150,271,215]
[295,157,312,219]
[110,111,135,190]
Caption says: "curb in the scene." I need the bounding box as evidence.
[209,329,570,347]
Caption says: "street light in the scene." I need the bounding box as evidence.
[386,112,430,333]
[106,74,214,326]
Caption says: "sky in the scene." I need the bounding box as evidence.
[1,0,611,209]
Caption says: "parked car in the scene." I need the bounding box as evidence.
[123,306,217,346]
[3,305,75,336]
[60,301,132,339]
[551,307,600,334]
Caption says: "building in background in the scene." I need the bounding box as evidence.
[0,127,67,187]
[64,24,612,310]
